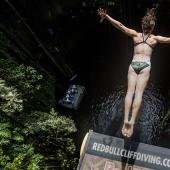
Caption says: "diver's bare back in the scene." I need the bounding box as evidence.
[133,33,157,61]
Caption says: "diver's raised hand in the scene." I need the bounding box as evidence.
[97,8,107,23]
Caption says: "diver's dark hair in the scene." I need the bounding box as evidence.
[141,8,157,27]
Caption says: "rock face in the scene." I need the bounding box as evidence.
[91,85,167,145]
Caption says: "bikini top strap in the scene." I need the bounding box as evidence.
[142,32,150,42]
[134,33,153,48]
[144,41,154,48]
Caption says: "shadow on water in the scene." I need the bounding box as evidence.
[90,84,167,145]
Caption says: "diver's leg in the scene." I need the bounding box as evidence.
[127,66,151,137]
[122,65,137,137]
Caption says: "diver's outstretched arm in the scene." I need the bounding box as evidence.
[97,8,137,37]
[154,35,170,43]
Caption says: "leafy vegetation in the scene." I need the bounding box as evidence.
[0,30,77,169]
[0,79,23,116]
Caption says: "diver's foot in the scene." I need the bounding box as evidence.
[121,121,129,137]
[121,121,134,138]
[127,120,134,138]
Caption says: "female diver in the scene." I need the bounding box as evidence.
[98,8,170,137]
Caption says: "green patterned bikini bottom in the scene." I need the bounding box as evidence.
[131,61,150,74]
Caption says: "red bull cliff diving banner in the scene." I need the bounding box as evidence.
[77,130,170,170]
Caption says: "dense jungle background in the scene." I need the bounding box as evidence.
[1,0,170,169]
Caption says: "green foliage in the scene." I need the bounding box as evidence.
[0,79,23,116]
[0,120,43,170]
[0,30,77,169]
[0,58,56,110]
[25,108,76,135]
[8,64,43,95]
[23,109,78,169]
[0,59,43,95]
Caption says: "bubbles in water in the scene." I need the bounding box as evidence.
[90,84,167,145]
